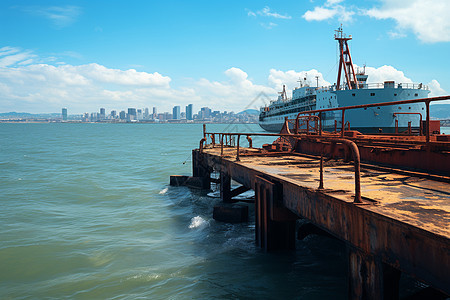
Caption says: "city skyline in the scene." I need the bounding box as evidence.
[54,103,258,122]
[0,1,449,114]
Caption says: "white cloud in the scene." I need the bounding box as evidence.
[248,6,292,19]
[0,47,36,67]
[19,5,81,28]
[365,0,450,43]
[302,0,450,43]
[356,64,446,97]
[302,7,337,21]
[362,65,413,84]
[0,46,21,56]
[302,0,355,22]
[195,68,277,111]
[247,6,291,29]
[260,22,278,29]
[0,47,445,114]
[258,6,292,19]
[268,69,331,93]
[428,79,447,97]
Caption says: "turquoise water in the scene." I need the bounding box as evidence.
[0,123,349,299]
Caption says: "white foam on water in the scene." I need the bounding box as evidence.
[188,216,209,229]
[159,188,168,194]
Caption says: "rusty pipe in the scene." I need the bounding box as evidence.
[247,135,253,148]
[319,151,324,190]
[329,138,362,203]
[199,138,206,152]
[236,134,241,161]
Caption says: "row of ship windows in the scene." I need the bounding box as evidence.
[264,105,426,122]
[316,106,425,110]
[351,93,419,97]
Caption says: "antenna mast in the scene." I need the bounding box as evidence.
[334,25,358,90]
[279,84,287,101]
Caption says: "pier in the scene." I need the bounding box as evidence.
[172,96,450,299]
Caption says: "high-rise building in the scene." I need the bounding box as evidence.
[119,110,126,120]
[90,112,99,122]
[100,108,106,120]
[61,108,67,121]
[127,108,137,121]
[144,108,149,119]
[137,109,143,120]
[186,104,193,120]
[173,106,181,120]
[111,110,117,118]
[152,107,157,119]
[200,107,211,120]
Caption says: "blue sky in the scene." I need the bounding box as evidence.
[0,0,449,114]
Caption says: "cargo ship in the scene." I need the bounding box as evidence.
[259,27,430,133]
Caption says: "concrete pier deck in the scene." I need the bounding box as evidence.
[193,145,449,298]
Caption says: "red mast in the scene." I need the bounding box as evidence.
[335,26,358,90]
[279,84,287,101]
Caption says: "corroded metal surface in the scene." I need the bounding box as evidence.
[197,145,450,294]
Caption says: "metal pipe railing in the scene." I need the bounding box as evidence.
[393,112,423,135]
[294,95,449,145]
[201,131,363,204]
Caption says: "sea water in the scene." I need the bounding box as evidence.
[3,122,421,299]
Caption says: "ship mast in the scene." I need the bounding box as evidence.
[279,84,287,101]
[335,25,358,90]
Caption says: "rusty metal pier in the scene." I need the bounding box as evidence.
[176,97,450,299]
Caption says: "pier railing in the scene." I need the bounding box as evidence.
[200,127,364,203]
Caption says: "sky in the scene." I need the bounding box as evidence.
[0,0,449,114]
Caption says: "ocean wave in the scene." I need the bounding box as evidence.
[188,216,209,229]
[159,188,168,194]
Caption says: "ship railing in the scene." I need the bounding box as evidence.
[262,100,317,118]
[293,95,450,147]
[340,82,429,90]
[200,125,363,203]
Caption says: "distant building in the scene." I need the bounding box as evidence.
[152,107,157,119]
[200,107,211,120]
[111,110,117,118]
[144,108,149,119]
[173,106,181,120]
[61,108,67,121]
[127,108,137,121]
[137,109,143,120]
[100,108,106,120]
[90,112,99,122]
[119,110,126,120]
[186,104,193,120]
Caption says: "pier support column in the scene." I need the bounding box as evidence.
[192,150,211,190]
[220,172,232,203]
[348,247,401,300]
[255,176,297,252]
